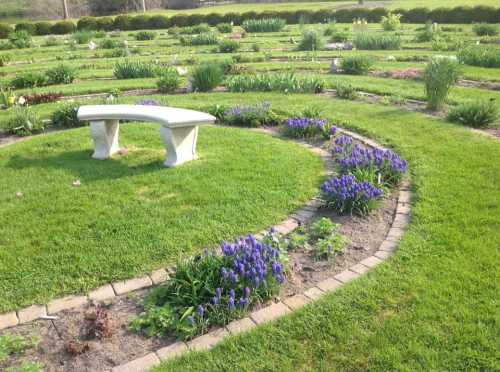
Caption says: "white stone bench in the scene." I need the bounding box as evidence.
[77,105,216,167]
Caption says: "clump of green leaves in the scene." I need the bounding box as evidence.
[72,30,93,44]
[135,31,156,41]
[334,80,358,100]
[227,73,325,94]
[46,64,77,85]
[354,33,401,50]
[191,62,224,92]
[447,100,498,128]
[156,67,180,93]
[113,60,158,79]
[457,46,500,68]
[472,23,498,36]
[51,102,85,128]
[423,57,461,110]
[216,23,233,33]
[3,106,44,136]
[218,39,240,53]
[298,29,324,51]
[180,33,219,46]
[341,56,373,75]
[0,333,42,371]
[242,18,286,33]
[8,30,32,49]
[381,13,401,31]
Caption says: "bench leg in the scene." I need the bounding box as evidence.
[90,120,120,160]
[160,125,199,167]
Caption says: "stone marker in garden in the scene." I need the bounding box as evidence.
[77,105,216,167]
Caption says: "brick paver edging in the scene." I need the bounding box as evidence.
[0,128,412,372]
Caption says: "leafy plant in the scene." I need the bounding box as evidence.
[315,234,347,260]
[8,30,32,49]
[217,23,233,33]
[321,175,383,215]
[0,87,16,108]
[298,29,324,51]
[381,13,402,31]
[354,33,401,50]
[457,46,500,68]
[23,92,63,105]
[0,333,40,363]
[73,31,94,44]
[310,218,337,240]
[3,107,45,136]
[227,73,325,94]
[135,31,156,41]
[180,33,219,46]
[242,18,286,33]
[329,31,350,42]
[423,57,461,110]
[99,38,124,49]
[191,62,224,92]
[447,100,498,128]
[51,102,85,128]
[415,22,440,42]
[10,73,47,89]
[131,235,285,339]
[218,39,240,53]
[46,64,77,85]
[341,56,373,75]
[156,67,180,93]
[113,60,157,79]
[0,53,11,66]
[472,23,498,36]
[334,80,358,100]
[44,36,60,47]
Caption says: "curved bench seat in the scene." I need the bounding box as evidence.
[77,105,216,167]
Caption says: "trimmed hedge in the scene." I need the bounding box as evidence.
[15,22,37,35]
[0,23,12,39]
[11,5,500,37]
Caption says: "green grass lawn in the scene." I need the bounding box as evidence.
[0,123,324,312]
[141,92,500,371]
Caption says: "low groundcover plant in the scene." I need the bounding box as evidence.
[284,117,334,139]
[131,234,285,340]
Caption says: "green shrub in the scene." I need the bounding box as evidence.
[0,53,11,66]
[156,67,180,93]
[114,60,158,79]
[51,21,76,35]
[415,22,439,42]
[381,13,402,31]
[173,23,211,35]
[341,56,373,75]
[472,23,498,36]
[44,36,60,47]
[0,23,12,39]
[457,46,500,68]
[51,102,84,128]
[130,15,152,30]
[10,73,47,89]
[298,29,324,51]
[99,38,123,49]
[227,73,325,94]
[218,39,240,53]
[96,17,114,31]
[149,15,170,29]
[104,48,129,58]
[334,80,358,99]
[15,23,36,35]
[447,100,498,128]
[216,23,233,33]
[46,64,77,85]
[423,57,461,110]
[135,31,156,41]
[34,22,53,35]
[191,62,224,92]
[329,31,349,42]
[72,31,93,44]
[242,18,286,33]
[113,15,133,30]
[180,33,219,46]
[310,217,336,240]
[324,22,337,36]
[8,31,32,49]
[354,33,401,50]
[4,107,44,136]
[77,17,98,31]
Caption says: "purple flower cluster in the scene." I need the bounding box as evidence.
[333,134,407,185]
[321,174,383,215]
[136,99,161,106]
[285,117,334,139]
[222,102,277,127]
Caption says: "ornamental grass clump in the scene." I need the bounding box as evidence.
[156,67,180,93]
[354,33,401,50]
[457,46,500,68]
[131,235,285,339]
[298,29,324,51]
[242,18,286,33]
[423,57,461,110]
[284,118,333,139]
[4,107,44,136]
[227,73,325,94]
[332,134,408,187]
[447,100,498,128]
[381,13,402,31]
[191,62,224,92]
[321,175,383,215]
[340,56,373,75]
[180,33,219,46]
[113,60,157,79]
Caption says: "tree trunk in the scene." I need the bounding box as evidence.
[142,0,147,12]
[62,0,69,19]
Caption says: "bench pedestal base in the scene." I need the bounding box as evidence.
[90,120,120,160]
[90,120,200,167]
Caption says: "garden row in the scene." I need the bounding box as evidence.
[1,5,500,39]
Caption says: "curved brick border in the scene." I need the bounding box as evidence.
[0,128,412,372]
